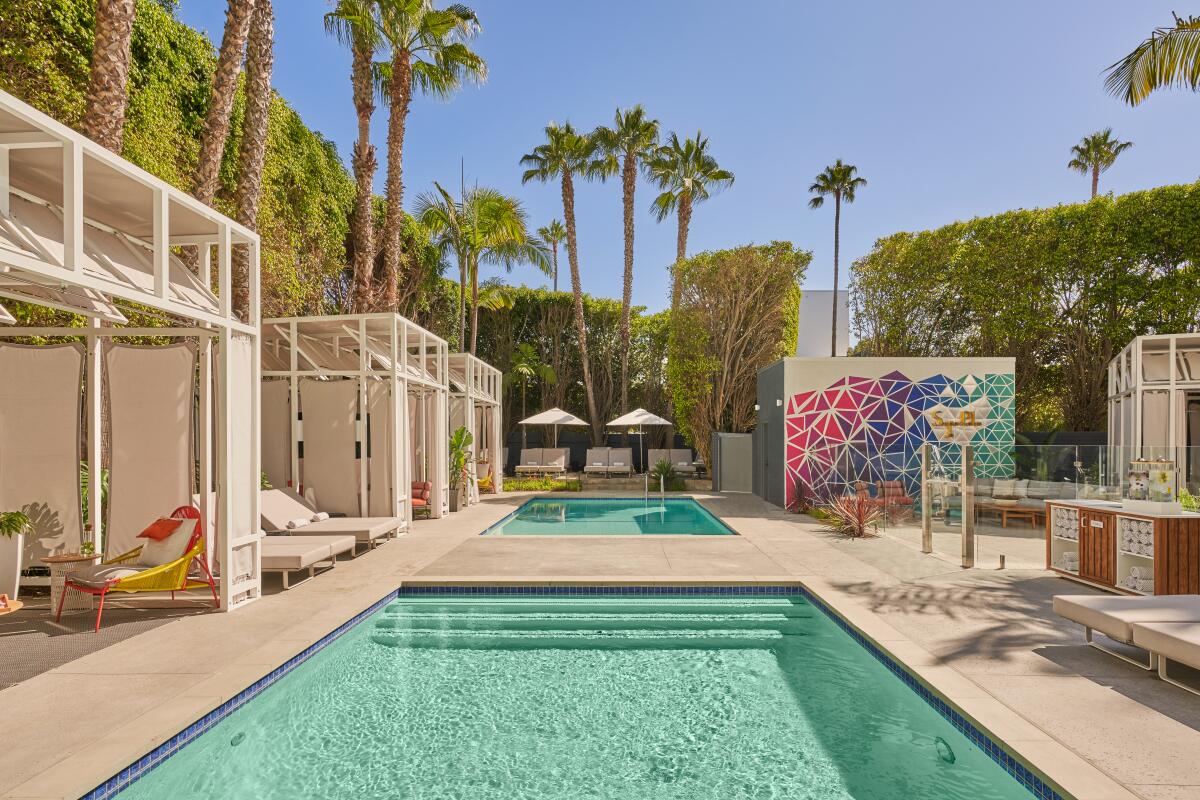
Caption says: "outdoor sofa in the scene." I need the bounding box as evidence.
[1054,594,1200,693]
[514,448,569,477]
[583,447,633,477]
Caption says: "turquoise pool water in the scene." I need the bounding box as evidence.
[483,497,736,535]
[118,595,1037,800]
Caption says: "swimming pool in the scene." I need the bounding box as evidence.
[113,592,1054,799]
[482,497,736,535]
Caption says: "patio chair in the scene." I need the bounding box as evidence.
[260,489,401,551]
[875,480,914,521]
[608,448,633,477]
[412,481,433,518]
[647,449,671,472]
[515,448,544,475]
[56,505,218,632]
[541,448,569,477]
[583,448,611,476]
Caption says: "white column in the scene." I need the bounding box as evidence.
[217,327,234,610]
[289,320,300,491]
[199,335,213,571]
[86,319,103,552]
[62,141,82,271]
[357,317,369,517]
[152,188,169,300]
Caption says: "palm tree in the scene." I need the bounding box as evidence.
[808,160,866,357]
[84,0,138,152]
[536,219,566,291]
[194,0,257,205]
[232,0,274,320]
[325,0,385,313]
[1068,129,1132,199]
[377,0,486,312]
[592,105,660,413]
[508,342,556,448]
[644,131,734,309]
[416,183,547,353]
[521,123,606,442]
[1105,13,1200,106]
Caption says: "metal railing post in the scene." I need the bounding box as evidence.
[961,444,975,568]
[921,443,933,554]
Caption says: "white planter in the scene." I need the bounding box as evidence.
[0,533,24,600]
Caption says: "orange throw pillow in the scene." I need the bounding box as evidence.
[138,517,183,541]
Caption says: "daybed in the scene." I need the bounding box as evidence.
[584,447,611,475]
[260,489,402,552]
[1053,594,1200,669]
[514,448,569,477]
[648,449,697,475]
[261,533,356,589]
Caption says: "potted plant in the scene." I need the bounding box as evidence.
[448,426,474,512]
[0,510,31,600]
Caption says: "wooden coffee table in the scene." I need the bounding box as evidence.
[976,502,1045,529]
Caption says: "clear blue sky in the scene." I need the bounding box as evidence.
[177,1,1200,313]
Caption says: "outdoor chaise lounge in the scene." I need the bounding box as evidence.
[1053,594,1200,669]
[648,449,697,475]
[514,448,569,477]
[584,448,611,475]
[1131,622,1200,695]
[608,448,633,476]
[57,505,218,632]
[261,533,356,589]
[260,489,402,552]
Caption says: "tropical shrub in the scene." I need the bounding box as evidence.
[820,496,880,538]
[448,426,474,492]
[503,477,581,492]
[0,511,31,539]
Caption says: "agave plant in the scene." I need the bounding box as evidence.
[821,495,880,538]
[0,510,31,539]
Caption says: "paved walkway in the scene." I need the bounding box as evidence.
[2,491,1198,799]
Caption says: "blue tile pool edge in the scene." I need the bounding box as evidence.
[478,495,740,536]
[89,583,1070,800]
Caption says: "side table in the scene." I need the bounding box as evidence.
[41,553,102,614]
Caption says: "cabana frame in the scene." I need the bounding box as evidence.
[448,352,503,503]
[0,88,262,612]
[261,314,450,524]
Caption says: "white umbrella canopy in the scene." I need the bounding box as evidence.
[518,407,588,448]
[607,408,673,473]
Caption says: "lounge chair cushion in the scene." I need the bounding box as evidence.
[282,516,401,543]
[1131,622,1200,667]
[138,518,197,567]
[1053,594,1200,644]
[261,534,356,571]
[69,564,147,587]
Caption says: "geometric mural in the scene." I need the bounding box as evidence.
[784,371,1015,507]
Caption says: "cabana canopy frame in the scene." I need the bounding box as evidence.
[448,352,503,503]
[261,314,451,524]
[0,88,262,612]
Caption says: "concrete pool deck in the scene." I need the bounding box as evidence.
[2,491,1196,799]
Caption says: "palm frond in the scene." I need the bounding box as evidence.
[1105,14,1200,105]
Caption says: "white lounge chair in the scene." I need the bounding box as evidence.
[608,448,633,477]
[671,449,698,475]
[1131,621,1200,695]
[515,448,544,475]
[647,449,671,471]
[261,533,356,589]
[584,448,611,476]
[260,489,402,552]
[1053,594,1200,669]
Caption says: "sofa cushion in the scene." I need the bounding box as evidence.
[992,479,1016,498]
[1027,480,1059,500]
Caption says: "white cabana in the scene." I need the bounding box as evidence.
[518,407,588,448]
[449,353,503,504]
[0,88,262,611]
[608,408,673,473]
[260,314,451,524]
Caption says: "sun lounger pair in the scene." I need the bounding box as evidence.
[647,449,699,475]
[260,489,402,554]
[261,534,356,589]
[1054,594,1200,694]
[514,448,569,477]
[583,447,633,477]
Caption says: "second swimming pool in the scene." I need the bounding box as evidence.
[481,497,736,535]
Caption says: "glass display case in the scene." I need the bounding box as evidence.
[1124,457,1180,513]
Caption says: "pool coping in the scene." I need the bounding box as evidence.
[73,578,1135,800]
[477,494,740,537]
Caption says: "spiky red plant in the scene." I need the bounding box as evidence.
[821,495,881,538]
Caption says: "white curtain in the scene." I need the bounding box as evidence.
[300,378,360,515]
[261,380,291,491]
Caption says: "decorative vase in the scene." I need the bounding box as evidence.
[449,488,460,513]
[0,533,24,600]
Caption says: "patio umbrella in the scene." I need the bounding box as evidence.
[518,407,588,448]
[607,408,672,473]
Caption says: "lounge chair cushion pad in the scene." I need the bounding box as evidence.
[69,564,147,587]
[138,518,198,567]
[1053,594,1200,643]
[283,516,401,542]
[1131,621,1200,667]
[261,535,355,570]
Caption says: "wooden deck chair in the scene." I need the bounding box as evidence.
[56,505,218,632]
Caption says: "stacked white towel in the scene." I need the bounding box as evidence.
[1121,565,1156,593]
[1053,508,1079,540]
[286,517,310,529]
[311,511,330,522]
[1118,518,1155,557]
[1059,551,1079,571]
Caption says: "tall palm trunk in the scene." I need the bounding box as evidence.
[232,0,273,321]
[670,193,692,310]
[457,250,467,349]
[1091,166,1099,199]
[382,49,413,312]
[830,193,841,357]
[469,258,480,354]
[561,169,601,443]
[84,0,137,153]
[551,243,558,291]
[618,150,636,412]
[349,41,377,313]
[194,0,256,205]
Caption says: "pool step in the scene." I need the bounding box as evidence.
[370,626,788,650]
[374,611,809,634]
[384,599,811,618]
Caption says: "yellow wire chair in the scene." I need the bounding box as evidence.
[55,505,219,632]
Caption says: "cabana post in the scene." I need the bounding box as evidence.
[449,352,503,504]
